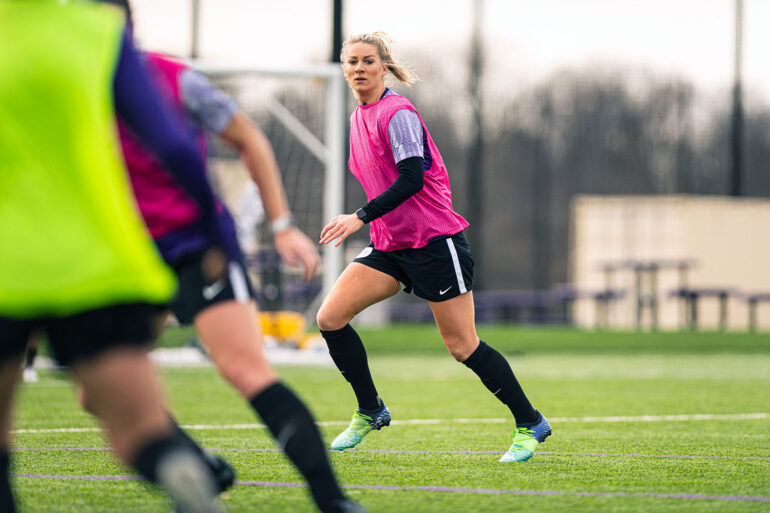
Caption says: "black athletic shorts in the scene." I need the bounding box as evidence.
[169,249,256,325]
[353,231,474,302]
[0,303,163,367]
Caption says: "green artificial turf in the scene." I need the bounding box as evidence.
[9,326,770,512]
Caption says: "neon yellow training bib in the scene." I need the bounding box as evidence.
[0,0,176,318]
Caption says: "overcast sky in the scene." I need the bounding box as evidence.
[129,0,769,99]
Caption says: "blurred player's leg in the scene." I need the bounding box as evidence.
[76,365,235,493]
[71,346,223,513]
[195,300,363,513]
[169,419,235,493]
[0,354,23,513]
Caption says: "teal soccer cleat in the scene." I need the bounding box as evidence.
[331,402,391,451]
[499,412,551,463]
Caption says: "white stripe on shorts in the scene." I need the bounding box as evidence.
[228,262,250,302]
[446,238,467,294]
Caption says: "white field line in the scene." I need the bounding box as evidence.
[10,412,768,434]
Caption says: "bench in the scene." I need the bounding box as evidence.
[670,287,735,330]
[551,284,625,329]
[472,290,553,324]
[600,259,695,330]
[741,292,770,332]
[389,289,570,324]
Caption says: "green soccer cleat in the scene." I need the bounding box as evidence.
[331,403,391,451]
[499,412,551,463]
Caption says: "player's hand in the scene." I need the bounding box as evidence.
[319,214,364,248]
[200,246,228,282]
[274,227,321,282]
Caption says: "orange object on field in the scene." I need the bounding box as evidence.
[259,311,306,344]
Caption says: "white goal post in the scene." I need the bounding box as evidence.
[191,61,347,303]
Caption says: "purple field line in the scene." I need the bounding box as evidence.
[13,473,142,482]
[536,451,770,461]
[11,474,770,502]
[13,447,770,461]
[15,448,107,452]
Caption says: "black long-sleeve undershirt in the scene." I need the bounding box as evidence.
[359,156,424,223]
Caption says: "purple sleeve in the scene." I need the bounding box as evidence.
[387,109,424,162]
[112,32,239,261]
[179,69,237,135]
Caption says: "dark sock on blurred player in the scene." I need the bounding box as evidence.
[250,382,347,512]
[0,451,15,513]
[133,433,222,512]
[170,418,235,492]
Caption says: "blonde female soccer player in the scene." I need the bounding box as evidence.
[317,32,551,463]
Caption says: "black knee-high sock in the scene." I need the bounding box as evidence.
[321,324,380,411]
[250,382,346,512]
[132,433,220,511]
[170,418,202,454]
[132,434,188,483]
[170,417,235,492]
[0,451,15,513]
[462,340,539,426]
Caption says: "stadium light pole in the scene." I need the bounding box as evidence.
[730,0,744,196]
[190,0,201,59]
[467,0,484,290]
[331,0,343,63]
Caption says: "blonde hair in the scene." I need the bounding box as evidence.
[340,31,419,85]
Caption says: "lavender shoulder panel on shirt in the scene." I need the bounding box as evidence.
[179,69,238,135]
[387,108,424,163]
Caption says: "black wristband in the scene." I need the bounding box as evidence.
[355,208,370,224]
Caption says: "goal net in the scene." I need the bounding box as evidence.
[192,62,347,328]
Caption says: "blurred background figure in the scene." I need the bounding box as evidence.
[21,334,39,384]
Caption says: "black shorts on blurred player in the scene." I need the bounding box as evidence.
[169,249,256,325]
[0,303,164,366]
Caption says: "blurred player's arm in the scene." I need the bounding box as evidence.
[181,70,319,281]
[222,113,319,281]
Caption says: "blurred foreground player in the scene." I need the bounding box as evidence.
[0,1,234,511]
[318,32,551,462]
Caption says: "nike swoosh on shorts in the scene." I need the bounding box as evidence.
[202,279,226,300]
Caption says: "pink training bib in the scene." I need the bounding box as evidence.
[118,53,208,239]
[348,94,468,251]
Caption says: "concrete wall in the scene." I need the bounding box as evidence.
[570,195,770,331]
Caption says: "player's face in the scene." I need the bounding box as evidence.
[343,42,387,98]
